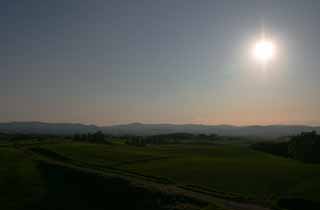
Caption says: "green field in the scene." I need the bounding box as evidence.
[0,148,44,210]
[0,144,213,210]
[36,142,320,203]
[2,141,320,210]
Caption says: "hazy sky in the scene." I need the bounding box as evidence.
[2,0,320,125]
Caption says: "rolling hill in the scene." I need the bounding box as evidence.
[0,122,319,138]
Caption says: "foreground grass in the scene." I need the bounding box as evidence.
[0,148,45,210]
[38,142,320,205]
[0,145,215,210]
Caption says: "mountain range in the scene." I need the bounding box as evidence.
[0,122,319,138]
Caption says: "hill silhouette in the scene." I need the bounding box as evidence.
[0,122,319,138]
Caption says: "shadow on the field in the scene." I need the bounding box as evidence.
[278,197,320,210]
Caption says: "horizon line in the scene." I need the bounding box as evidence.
[1,121,319,127]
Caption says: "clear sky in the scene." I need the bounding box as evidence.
[2,0,320,125]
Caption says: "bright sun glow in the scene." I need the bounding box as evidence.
[252,39,275,63]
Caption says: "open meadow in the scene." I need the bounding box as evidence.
[27,141,320,209]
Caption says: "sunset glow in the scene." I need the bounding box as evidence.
[252,39,275,64]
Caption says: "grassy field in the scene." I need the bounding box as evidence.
[0,144,213,210]
[2,141,320,210]
[0,148,45,210]
[36,142,320,204]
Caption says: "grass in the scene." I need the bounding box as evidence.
[0,148,45,210]
[36,142,320,205]
[0,143,212,210]
[121,146,320,203]
[30,161,208,210]
[3,140,320,209]
[37,142,168,166]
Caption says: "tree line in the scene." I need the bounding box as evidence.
[0,133,66,142]
[124,133,219,146]
[72,131,111,144]
[251,131,320,163]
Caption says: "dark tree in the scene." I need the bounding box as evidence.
[288,131,320,163]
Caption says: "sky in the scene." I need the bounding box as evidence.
[1,0,320,126]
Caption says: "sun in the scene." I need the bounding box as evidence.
[252,39,275,64]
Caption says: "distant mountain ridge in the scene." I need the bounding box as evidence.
[0,122,98,135]
[0,121,319,138]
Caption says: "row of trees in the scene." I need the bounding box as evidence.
[124,133,219,146]
[289,131,320,163]
[251,131,320,163]
[0,133,66,142]
[0,131,109,144]
[250,141,289,158]
[124,136,147,146]
[73,131,109,144]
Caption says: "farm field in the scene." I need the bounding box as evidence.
[35,142,320,205]
[0,148,44,210]
[2,140,320,210]
[0,144,217,210]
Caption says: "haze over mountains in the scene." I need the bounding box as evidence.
[0,122,319,138]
